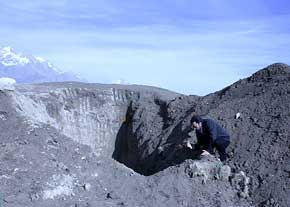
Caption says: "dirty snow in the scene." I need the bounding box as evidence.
[42,174,75,200]
[0,77,16,91]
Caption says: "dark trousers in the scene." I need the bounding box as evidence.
[214,139,230,161]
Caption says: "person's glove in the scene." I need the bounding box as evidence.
[201,150,210,156]
[185,141,193,149]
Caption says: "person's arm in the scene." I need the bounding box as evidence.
[203,121,217,153]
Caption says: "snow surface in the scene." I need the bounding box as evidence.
[114,79,130,85]
[35,56,46,63]
[0,77,16,91]
[42,174,75,200]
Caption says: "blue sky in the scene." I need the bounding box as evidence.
[1,0,290,95]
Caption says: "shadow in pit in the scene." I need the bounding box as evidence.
[112,105,200,176]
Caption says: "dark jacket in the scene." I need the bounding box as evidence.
[195,119,230,153]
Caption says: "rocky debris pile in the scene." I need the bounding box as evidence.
[203,63,290,207]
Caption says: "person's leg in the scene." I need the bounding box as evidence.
[215,140,230,162]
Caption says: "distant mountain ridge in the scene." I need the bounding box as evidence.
[0,46,83,83]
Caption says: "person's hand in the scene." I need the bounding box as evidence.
[201,150,210,156]
[176,141,193,150]
[185,141,193,149]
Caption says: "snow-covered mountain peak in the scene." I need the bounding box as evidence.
[0,46,84,83]
[1,46,12,53]
[35,56,46,63]
[35,56,63,73]
[0,46,63,73]
[0,46,30,66]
